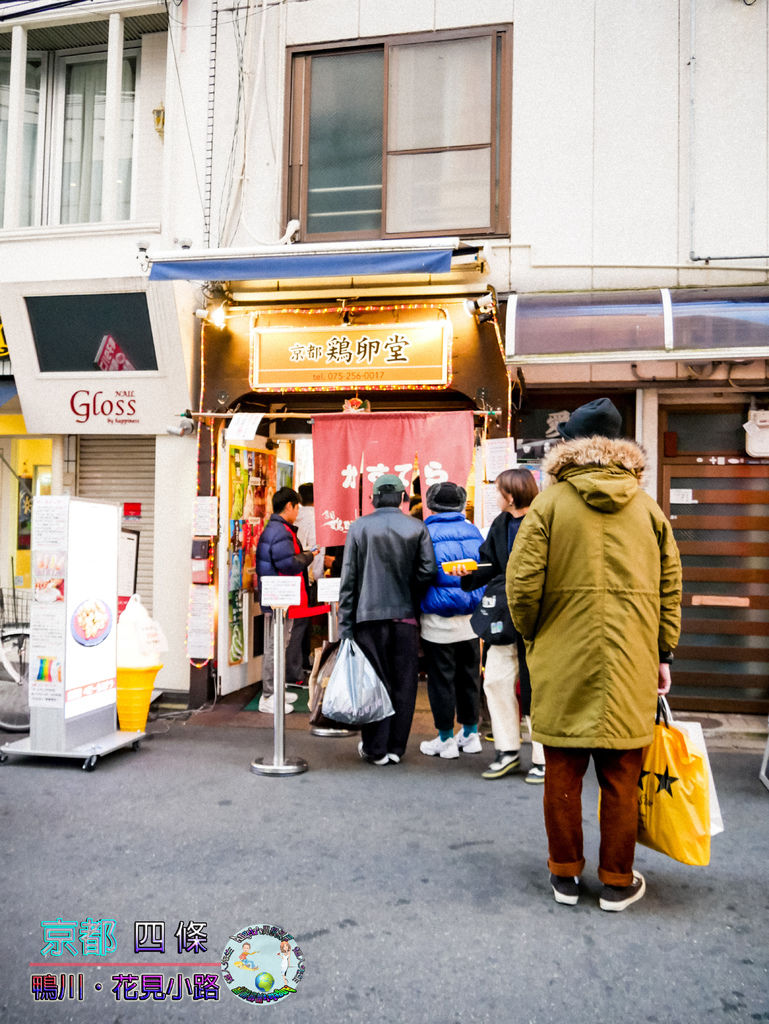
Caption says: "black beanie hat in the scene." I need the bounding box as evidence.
[425,481,467,513]
[557,398,623,440]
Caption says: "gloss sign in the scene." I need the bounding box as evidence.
[69,388,140,426]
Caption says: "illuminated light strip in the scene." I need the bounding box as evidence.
[190,324,215,668]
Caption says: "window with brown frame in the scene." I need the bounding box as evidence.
[286,27,511,241]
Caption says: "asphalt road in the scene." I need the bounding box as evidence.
[2,719,768,1023]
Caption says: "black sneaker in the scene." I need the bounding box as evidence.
[599,871,646,912]
[550,873,580,905]
[481,751,520,779]
[357,740,389,766]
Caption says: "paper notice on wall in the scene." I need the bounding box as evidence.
[484,437,517,482]
[193,496,219,536]
[477,483,500,531]
[187,585,216,661]
[226,413,264,442]
[670,489,697,505]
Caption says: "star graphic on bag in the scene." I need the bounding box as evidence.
[638,769,650,790]
[654,765,679,796]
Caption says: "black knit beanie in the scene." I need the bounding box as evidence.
[425,482,467,513]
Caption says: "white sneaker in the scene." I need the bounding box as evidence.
[455,730,482,754]
[419,735,460,759]
[284,691,299,704]
[258,695,294,714]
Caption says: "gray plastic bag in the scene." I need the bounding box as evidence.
[321,638,395,725]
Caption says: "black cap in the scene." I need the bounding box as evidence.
[558,398,623,440]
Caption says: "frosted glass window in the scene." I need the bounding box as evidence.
[60,55,136,224]
[0,56,42,228]
[387,150,491,233]
[388,37,491,151]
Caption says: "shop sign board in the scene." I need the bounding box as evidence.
[0,279,193,435]
[249,316,451,390]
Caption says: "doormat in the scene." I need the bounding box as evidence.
[243,686,310,714]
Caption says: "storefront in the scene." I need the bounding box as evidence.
[507,287,769,714]
[0,276,197,696]
[148,240,511,700]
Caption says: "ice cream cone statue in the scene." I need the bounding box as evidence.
[116,595,168,731]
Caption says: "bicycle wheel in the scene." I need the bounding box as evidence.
[0,631,30,731]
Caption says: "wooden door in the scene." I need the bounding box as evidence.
[661,460,769,713]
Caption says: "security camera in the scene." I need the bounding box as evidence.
[136,239,150,253]
[166,418,195,436]
[175,237,193,250]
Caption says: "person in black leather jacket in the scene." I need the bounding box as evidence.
[338,473,436,765]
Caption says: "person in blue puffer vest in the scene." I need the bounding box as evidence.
[419,481,486,760]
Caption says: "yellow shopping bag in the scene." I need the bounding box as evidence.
[637,699,711,866]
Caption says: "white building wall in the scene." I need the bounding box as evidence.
[153,433,198,692]
[200,0,769,296]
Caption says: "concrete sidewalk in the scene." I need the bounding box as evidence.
[171,679,769,753]
[1,702,768,1024]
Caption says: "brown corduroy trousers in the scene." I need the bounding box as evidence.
[543,745,645,887]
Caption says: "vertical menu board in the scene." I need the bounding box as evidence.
[28,497,119,719]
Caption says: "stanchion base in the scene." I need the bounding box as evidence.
[250,756,308,776]
[310,726,358,738]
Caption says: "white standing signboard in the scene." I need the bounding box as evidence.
[1,496,142,770]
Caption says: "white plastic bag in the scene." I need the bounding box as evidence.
[321,638,394,725]
[675,719,724,837]
[117,594,168,668]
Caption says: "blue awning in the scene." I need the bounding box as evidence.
[148,248,455,282]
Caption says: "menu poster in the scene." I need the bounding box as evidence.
[32,549,66,605]
[28,602,66,709]
[31,495,69,549]
[187,585,216,661]
[484,437,517,482]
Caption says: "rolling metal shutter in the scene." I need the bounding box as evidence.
[76,436,156,613]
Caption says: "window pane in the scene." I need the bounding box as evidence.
[0,57,41,228]
[670,287,769,349]
[26,293,158,372]
[666,411,746,453]
[60,56,135,224]
[388,37,491,151]
[307,50,383,235]
[386,149,490,232]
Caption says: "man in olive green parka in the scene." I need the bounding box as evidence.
[507,398,682,912]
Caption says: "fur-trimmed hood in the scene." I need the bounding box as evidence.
[541,436,647,514]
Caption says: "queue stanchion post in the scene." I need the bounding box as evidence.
[251,581,308,776]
